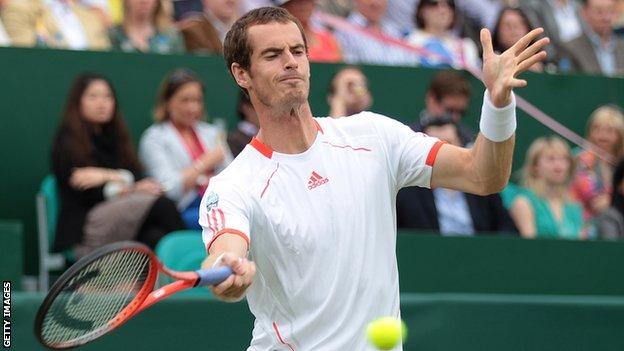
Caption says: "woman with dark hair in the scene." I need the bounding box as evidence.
[139,68,233,229]
[406,0,480,69]
[595,157,624,240]
[492,7,543,72]
[52,73,185,258]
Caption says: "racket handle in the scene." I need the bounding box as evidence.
[195,266,233,286]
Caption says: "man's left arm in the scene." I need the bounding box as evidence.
[431,28,549,195]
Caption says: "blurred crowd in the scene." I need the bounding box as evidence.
[0,0,623,76]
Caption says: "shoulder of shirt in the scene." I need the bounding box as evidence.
[316,112,406,135]
[208,146,272,192]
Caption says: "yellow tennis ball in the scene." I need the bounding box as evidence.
[366,317,408,350]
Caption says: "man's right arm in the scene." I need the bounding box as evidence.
[201,231,255,302]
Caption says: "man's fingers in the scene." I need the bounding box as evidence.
[509,78,528,88]
[516,37,549,62]
[511,27,544,55]
[480,28,494,57]
[211,275,236,295]
[516,51,548,73]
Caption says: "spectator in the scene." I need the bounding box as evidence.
[571,105,624,220]
[276,0,342,63]
[179,0,241,54]
[227,91,259,157]
[326,66,373,118]
[397,116,518,235]
[0,0,10,46]
[1,0,111,50]
[595,157,624,240]
[334,0,419,66]
[510,136,584,239]
[492,6,544,72]
[110,0,185,54]
[406,0,480,69]
[411,70,475,145]
[139,68,233,229]
[523,0,583,62]
[559,0,624,76]
[52,73,184,258]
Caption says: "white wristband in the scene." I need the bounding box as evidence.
[479,90,517,142]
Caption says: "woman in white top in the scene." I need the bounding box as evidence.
[406,0,480,69]
[139,68,233,229]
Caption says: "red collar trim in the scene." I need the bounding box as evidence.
[249,119,323,159]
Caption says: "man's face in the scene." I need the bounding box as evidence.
[582,0,616,37]
[426,93,469,122]
[354,0,388,24]
[241,22,310,110]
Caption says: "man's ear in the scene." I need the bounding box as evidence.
[232,63,251,90]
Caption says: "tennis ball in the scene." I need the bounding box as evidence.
[366,317,408,350]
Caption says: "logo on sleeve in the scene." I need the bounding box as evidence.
[307,171,329,190]
[205,192,219,211]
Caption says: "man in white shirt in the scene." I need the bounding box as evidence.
[199,6,548,350]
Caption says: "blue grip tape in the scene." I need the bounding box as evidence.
[195,266,233,287]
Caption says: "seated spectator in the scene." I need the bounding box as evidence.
[595,157,624,239]
[179,0,241,54]
[396,116,518,235]
[523,0,583,63]
[559,0,624,76]
[334,0,419,66]
[52,73,184,258]
[139,68,233,229]
[492,6,544,72]
[510,136,584,239]
[277,0,342,63]
[1,0,111,50]
[326,66,373,118]
[411,70,475,146]
[406,0,480,69]
[227,91,259,157]
[110,0,184,54]
[571,105,624,221]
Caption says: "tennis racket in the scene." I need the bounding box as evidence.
[34,241,232,349]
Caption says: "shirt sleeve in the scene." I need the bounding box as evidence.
[366,112,444,190]
[199,179,251,253]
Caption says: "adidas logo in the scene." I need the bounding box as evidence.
[307,171,329,190]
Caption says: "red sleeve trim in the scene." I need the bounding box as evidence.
[206,228,250,253]
[426,140,446,167]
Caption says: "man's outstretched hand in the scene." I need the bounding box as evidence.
[481,27,550,108]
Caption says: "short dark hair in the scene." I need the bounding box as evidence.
[414,0,456,29]
[427,70,471,100]
[223,7,308,75]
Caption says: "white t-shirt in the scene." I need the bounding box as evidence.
[199,112,443,350]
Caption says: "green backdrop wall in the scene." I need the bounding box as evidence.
[0,47,623,275]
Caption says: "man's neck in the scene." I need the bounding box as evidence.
[125,13,152,28]
[255,103,318,154]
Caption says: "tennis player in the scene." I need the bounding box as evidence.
[199,7,549,350]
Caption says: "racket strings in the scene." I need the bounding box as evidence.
[40,249,152,347]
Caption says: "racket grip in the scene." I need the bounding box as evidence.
[195,266,233,286]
